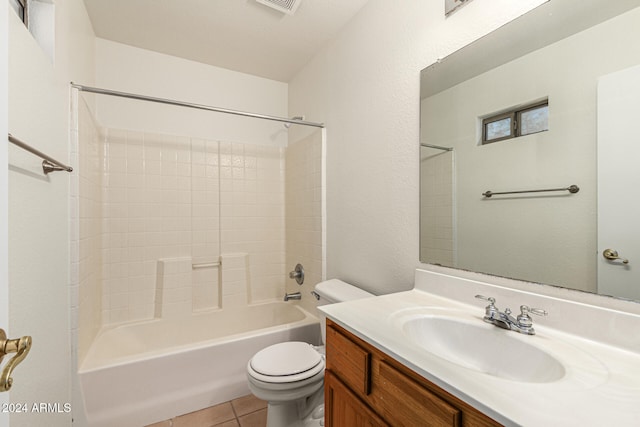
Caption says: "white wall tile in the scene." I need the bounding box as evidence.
[79,114,296,327]
[76,97,105,364]
[285,131,324,314]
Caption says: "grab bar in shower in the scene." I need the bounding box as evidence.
[192,262,221,269]
[8,133,73,175]
[482,185,580,198]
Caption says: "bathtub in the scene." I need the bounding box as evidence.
[79,302,320,427]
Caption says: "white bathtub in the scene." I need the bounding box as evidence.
[79,302,320,427]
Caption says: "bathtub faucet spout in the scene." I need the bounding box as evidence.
[284,292,302,301]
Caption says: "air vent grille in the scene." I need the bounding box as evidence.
[256,0,302,15]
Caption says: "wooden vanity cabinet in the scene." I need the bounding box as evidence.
[325,319,502,427]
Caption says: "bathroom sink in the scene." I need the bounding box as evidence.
[400,314,566,383]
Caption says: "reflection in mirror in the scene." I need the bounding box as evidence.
[420,0,640,302]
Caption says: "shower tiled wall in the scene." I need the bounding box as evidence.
[285,131,324,315]
[155,257,193,318]
[420,150,455,265]
[74,100,320,362]
[220,142,286,303]
[101,129,194,324]
[99,129,285,325]
[75,97,104,363]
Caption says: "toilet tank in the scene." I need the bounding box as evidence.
[314,279,374,344]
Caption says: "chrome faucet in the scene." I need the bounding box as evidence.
[475,295,547,335]
[284,291,302,301]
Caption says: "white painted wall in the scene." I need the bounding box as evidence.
[94,38,289,147]
[7,1,95,426]
[289,0,547,295]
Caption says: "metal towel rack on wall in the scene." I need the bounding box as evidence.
[7,133,73,175]
[482,185,580,198]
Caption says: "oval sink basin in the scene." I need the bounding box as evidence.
[401,315,566,383]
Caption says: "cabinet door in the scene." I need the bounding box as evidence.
[325,370,389,427]
[375,361,461,427]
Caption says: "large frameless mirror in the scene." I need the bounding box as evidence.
[420,0,640,302]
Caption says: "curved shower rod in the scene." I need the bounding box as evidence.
[71,83,325,129]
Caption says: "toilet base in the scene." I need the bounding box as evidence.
[265,389,324,427]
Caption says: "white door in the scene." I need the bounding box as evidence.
[597,64,640,300]
[2,3,10,426]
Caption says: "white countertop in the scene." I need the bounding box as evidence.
[319,287,640,426]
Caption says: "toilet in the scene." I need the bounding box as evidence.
[246,279,373,427]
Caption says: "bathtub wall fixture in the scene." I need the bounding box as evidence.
[289,263,305,285]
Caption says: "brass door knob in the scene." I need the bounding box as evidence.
[603,249,629,264]
[0,329,32,392]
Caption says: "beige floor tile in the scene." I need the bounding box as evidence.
[238,408,267,427]
[231,394,267,417]
[145,421,172,427]
[214,420,240,427]
[173,402,236,427]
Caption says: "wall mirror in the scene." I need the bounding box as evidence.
[420,0,640,302]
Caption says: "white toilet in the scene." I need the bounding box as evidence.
[247,279,373,427]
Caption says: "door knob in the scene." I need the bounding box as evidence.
[602,249,629,264]
[0,328,32,392]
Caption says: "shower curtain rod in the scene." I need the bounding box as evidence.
[70,83,325,128]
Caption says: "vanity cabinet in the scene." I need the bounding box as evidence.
[325,319,502,427]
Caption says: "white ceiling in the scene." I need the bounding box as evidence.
[83,0,371,83]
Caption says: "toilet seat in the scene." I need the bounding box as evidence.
[249,341,324,383]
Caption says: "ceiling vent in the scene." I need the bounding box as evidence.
[256,0,302,15]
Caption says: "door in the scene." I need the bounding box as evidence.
[597,64,640,300]
[2,3,10,426]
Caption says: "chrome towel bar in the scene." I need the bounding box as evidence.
[482,185,579,198]
[8,133,73,174]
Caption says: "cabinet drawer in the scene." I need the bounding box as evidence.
[375,361,461,427]
[326,325,371,395]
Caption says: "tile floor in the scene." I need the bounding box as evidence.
[145,394,267,427]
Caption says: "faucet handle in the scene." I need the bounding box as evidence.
[475,295,498,321]
[520,305,548,317]
[517,305,547,331]
[475,295,496,305]
[289,263,305,285]
[520,305,549,316]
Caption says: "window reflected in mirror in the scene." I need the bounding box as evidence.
[481,100,548,145]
